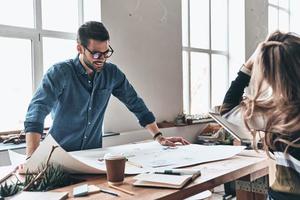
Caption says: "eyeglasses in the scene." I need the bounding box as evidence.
[84,45,114,59]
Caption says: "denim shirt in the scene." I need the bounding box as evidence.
[24,55,155,151]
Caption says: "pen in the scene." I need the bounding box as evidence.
[154,171,181,175]
[154,169,201,176]
[169,169,201,175]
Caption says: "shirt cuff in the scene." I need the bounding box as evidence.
[240,65,252,76]
[24,122,44,135]
[139,112,156,127]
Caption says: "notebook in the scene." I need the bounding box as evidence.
[11,191,68,200]
[133,170,201,189]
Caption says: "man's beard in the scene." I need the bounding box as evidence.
[83,55,103,72]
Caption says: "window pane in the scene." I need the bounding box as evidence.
[0,37,32,131]
[0,0,34,28]
[279,10,289,31]
[190,52,209,114]
[43,37,77,72]
[278,0,289,9]
[212,54,228,108]
[182,51,189,114]
[269,0,278,6]
[42,0,78,32]
[290,0,300,34]
[182,0,188,47]
[190,0,209,49]
[211,0,228,51]
[84,0,101,22]
[268,6,278,34]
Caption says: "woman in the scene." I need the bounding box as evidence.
[220,31,300,200]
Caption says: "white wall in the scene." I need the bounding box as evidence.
[100,0,269,133]
[101,0,183,133]
[245,0,268,59]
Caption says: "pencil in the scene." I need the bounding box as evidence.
[108,183,135,196]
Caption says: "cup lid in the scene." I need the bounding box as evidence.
[104,153,126,160]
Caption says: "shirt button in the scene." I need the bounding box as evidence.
[88,122,91,125]
[88,81,91,84]
[84,136,87,139]
[89,107,92,110]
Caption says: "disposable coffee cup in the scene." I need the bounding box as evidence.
[104,153,126,185]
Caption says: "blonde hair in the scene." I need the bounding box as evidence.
[241,31,300,154]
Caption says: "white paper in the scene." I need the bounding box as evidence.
[9,134,245,175]
[71,141,245,173]
[12,135,105,174]
[8,150,26,166]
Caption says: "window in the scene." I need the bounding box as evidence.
[182,0,229,114]
[268,0,300,34]
[0,0,101,133]
[182,0,244,114]
[182,0,228,114]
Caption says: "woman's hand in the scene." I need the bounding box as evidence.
[244,42,263,71]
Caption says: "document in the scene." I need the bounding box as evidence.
[9,135,106,174]
[9,134,245,175]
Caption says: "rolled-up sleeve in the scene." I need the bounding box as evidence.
[112,67,155,127]
[24,66,65,134]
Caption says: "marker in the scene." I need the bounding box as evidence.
[154,169,201,176]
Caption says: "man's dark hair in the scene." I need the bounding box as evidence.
[77,21,110,47]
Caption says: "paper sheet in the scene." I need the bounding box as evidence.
[72,141,245,170]
[9,134,245,175]
[9,135,105,174]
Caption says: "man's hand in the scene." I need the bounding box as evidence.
[156,136,190,147]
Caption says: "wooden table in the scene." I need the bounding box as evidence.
[54,151,269,200]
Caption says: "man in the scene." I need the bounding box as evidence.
[24,21,189,156]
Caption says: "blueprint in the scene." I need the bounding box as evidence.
[9,134,245,175]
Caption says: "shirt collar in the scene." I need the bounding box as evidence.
[73,54,88,75]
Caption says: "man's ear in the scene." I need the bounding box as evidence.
[77,44,83,54]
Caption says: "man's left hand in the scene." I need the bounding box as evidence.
[156,136,190,146]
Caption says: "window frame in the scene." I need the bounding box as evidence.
[268,0,291,34]
[182,0,230,114]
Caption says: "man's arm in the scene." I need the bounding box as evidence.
[145,122,190,146]
[112,66,189,146]
[26,132,41,157]
[24,65,65,156]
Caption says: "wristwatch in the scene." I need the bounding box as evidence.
[153,132,163,141]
